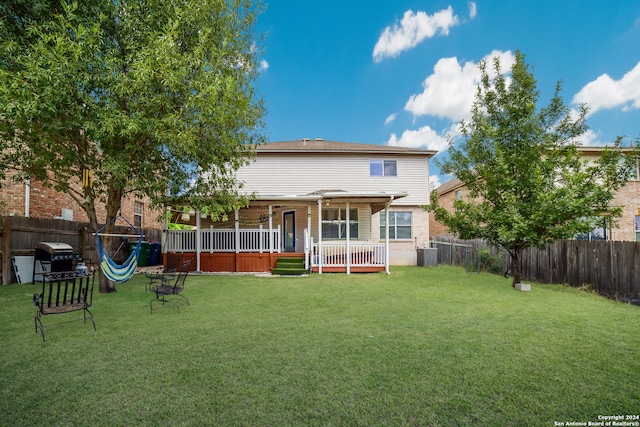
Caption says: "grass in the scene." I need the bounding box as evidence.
[1,266,639,426]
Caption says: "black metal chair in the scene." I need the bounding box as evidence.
[144,254,187,292]
[150,259,192,313]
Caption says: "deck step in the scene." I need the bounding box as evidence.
[273,257,306,275]
[272,267,307,275]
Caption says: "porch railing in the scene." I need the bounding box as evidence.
[164,226,281,253]
[310,240,386,267]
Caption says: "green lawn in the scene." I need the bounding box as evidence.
[1,266,639,426]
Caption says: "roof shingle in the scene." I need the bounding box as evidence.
[256,139,437,156]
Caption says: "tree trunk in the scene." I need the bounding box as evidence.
[96,186,124,293]
[98,235,117,294]
[511,248,521,287]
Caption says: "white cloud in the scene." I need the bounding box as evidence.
[384,113,397,125]
[258,60,270,72]
[575,129,602,146]
[468,2,477,19]
[373,7,459,63]
[386,125,449,152]
[572,61,640,117]
[404,50,515,122]
[429,175,442,192]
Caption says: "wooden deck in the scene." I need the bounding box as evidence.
[164,252,302,273]
[163,252,384,273]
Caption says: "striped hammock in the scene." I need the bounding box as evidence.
[95,214,143,283]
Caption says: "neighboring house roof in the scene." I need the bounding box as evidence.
[436,146,638,196]
[436,177,464,195]
[256,139,437,157]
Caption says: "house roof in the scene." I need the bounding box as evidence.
[256,139,437,157]
[436,177,465,195]
[435,145,638,195]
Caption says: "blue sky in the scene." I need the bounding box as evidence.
[255,1,640,187]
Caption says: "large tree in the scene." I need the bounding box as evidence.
[427,51,637,287]
[0,0,266,292]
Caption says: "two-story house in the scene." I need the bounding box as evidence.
[163,139,437,273]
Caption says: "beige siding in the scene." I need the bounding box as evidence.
[236,154,429,206]
[264,204,373,252]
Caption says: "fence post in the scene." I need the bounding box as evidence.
[2,217,12,285]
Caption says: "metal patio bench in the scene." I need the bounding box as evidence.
[34,270,96,342]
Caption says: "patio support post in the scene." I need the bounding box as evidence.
[268,205,274,253]
[317,199,323,274]
[234,209,240,254]
[385,200,391,275]
[234,209,240,272]
[196,210,202,272]
[161,206,168,260]
[346,201,351,275]
[306,205,312,270]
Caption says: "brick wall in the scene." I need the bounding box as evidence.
[429,183,470,237]
[0,172,161,229]
[1,170,26,217]
[431,179,640,242]
[609,180,640,242]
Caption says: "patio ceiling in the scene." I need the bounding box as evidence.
[250,190,408,213]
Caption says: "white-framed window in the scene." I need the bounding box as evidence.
[134,201,143,228]
[454,190,462,200]
[636,216,640,242]
[576,217,609,241]
[380,211,412,240]
[322,208,358,239]
[370,160,397,176]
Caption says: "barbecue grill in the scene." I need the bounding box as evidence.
[33,242,82,282]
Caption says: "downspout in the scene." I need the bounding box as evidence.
[24,179,30,217]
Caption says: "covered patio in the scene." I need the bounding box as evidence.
[162,191,407,274]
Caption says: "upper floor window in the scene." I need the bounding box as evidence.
[134,201,143,228]
[370,160,397,176]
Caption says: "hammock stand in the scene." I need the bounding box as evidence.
[95,213,143,283]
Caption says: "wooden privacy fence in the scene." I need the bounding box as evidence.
[430,237,475,267]
[432,235,640,299]
[1,216,161,285]
[519,240,640,299]
[430,236,508,274]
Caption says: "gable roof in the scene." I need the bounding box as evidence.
[436,177,465,195]
[256,139,437,157]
